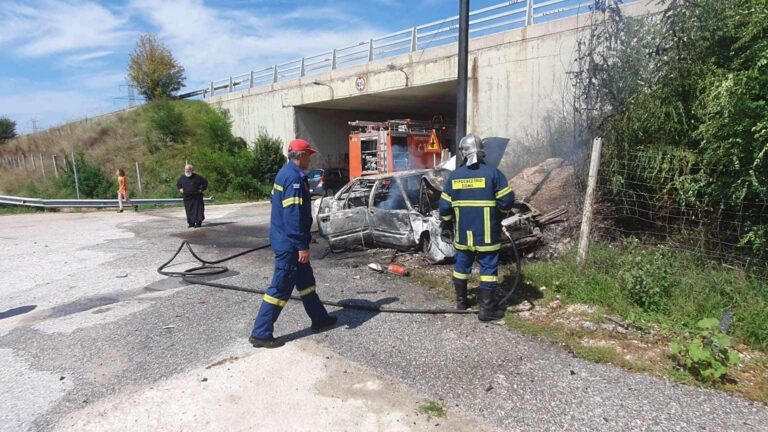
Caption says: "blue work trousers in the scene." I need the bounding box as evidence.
[452,250,499,291]
[251,250,329,339]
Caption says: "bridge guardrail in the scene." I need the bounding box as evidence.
[183,0,637,100]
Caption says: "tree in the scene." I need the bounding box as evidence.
[251,130,286,184]
[127,34,186,101]
[0,117,17,143]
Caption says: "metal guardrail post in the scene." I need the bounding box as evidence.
[368,39,374,61]
[135,161,142,194]
[332,49,337,70]
[300,58,306,77]
[525,0,533,26]
[228,76,233,92]
[209,81,214,97]
[273,65,278,83]
[71,151,80,200]
[249,71,254,88]
[411,27,418,52]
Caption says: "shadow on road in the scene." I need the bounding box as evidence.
[277,297,399,343]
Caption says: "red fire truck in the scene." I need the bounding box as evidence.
[348,118,451,178]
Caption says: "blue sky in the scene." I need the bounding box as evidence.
[0,0,505,134]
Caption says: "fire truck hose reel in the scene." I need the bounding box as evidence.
[157,236,521,315]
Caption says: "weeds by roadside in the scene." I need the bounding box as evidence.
[417,400,446,419]
[410,240,767,404]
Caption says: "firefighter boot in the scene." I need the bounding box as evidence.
[478,288,505,321]
[453,279,469,311]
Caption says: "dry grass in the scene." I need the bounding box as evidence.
[0,111,147,195]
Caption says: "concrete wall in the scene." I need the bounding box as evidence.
[210,1,656,177]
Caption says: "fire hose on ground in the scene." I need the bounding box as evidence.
[157,230,522,315]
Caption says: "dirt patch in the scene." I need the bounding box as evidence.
[508,158,582,259]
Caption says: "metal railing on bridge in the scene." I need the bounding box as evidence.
[181,0,638,99]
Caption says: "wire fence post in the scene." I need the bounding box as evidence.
[52,155,59,178]
[39,153,45,178]
[577,137,603,267]
[135,161,142,194]
[71,151,81,199]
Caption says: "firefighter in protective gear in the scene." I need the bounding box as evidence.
[439,133,515,321]
[249,139,337,348]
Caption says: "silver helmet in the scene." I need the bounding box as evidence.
[458,133,485,165]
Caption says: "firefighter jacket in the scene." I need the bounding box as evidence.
[270,162,313,252]
[438,161,515,252]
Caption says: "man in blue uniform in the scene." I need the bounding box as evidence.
[249,138,337,348]
[439,134,515,321]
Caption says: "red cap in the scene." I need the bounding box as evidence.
[288,138,318,154]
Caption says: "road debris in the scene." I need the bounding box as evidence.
[387,263,408,276]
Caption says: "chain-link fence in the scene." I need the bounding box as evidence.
[578,139,767,276]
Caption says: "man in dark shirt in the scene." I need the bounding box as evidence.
[176,164,208,228]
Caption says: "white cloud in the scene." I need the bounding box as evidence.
[128,0,387,89]
[64,51,115,64]
[0,0,132,58]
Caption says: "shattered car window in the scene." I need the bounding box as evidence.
[399,175,422,209]
[341,179,375,208]
[373,178,407,210]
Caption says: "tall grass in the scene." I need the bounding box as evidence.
[525,241,768,350]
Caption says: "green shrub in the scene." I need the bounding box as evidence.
[670,318,741,383]
[251,130,286,184]
[196,108,243,154]
[148,99,187,146]
[619,244,675,313]
[525,241,768,350]
[58,151,114,198]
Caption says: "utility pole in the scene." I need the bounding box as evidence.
[455,0,469,165]
[30,119,39,134]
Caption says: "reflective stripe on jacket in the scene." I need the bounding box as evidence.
[270,162,313,252]
[438,161,514,251]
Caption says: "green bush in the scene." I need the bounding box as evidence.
[148,99,187,146]
[670,318,741,383]
[251,130,286,184]
[525,241,768,350]
[58,151,114,198]
[619,244,675,313]
[575,0,768,261]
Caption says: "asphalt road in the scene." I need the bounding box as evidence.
[1,203,766,431]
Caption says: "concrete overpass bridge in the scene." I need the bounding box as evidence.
[204,0,654,176]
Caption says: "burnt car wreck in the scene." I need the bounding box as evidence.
[315,168,563,263]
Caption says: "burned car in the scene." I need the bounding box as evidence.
[314,166,561,263]
[315,169,456,263]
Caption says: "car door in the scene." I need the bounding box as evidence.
[316,178,375,249]
[368,176,415,249]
